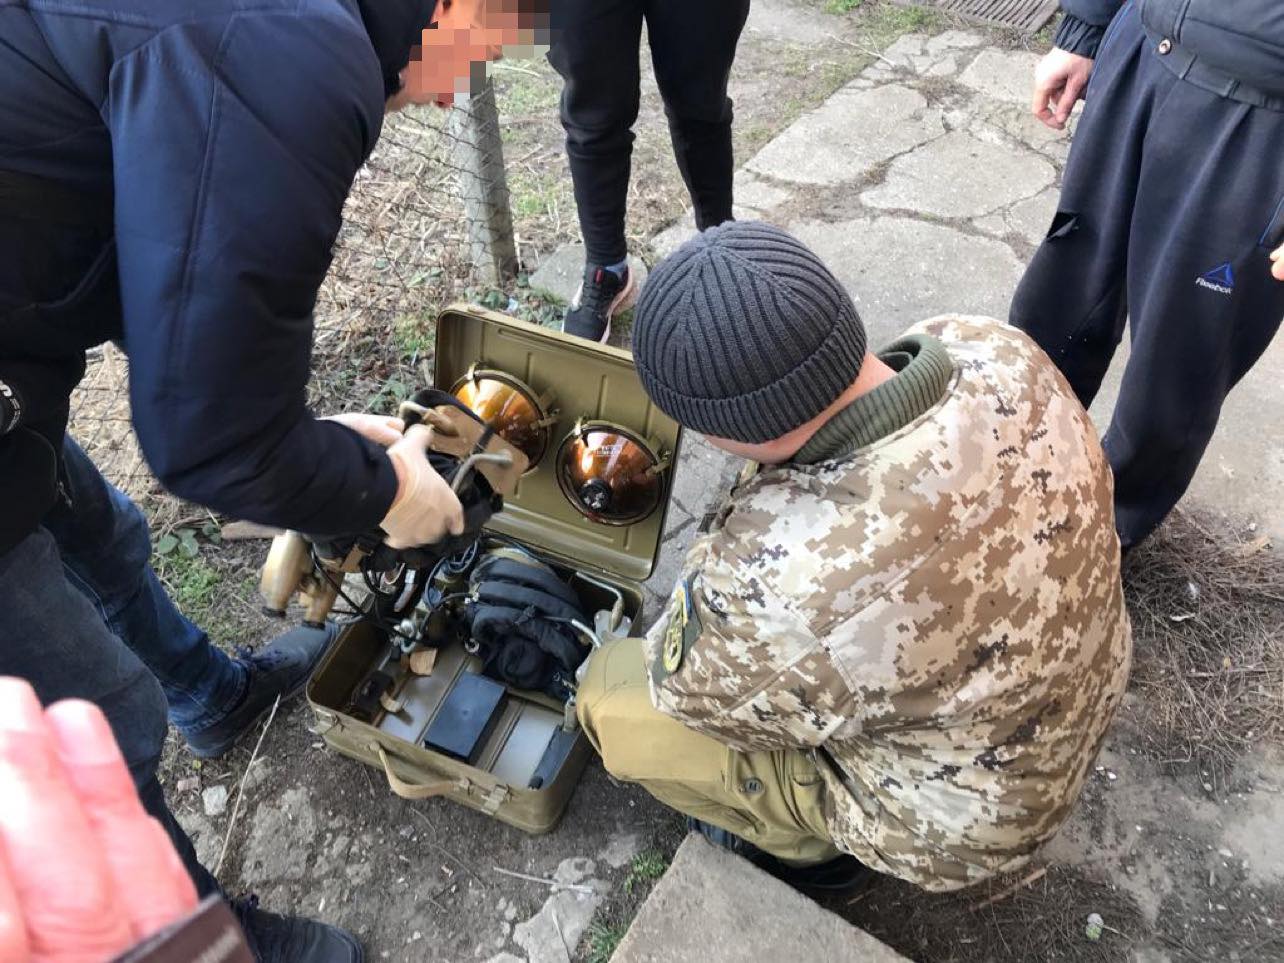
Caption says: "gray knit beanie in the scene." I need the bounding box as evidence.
[631,221,867,443]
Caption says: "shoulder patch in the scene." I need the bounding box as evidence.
[652,575,703,684]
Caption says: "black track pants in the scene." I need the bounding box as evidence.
[1011,5,1284,548]
[548,0,750,266]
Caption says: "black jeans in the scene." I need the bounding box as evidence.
[0,439,227,898]
[1011,5,1284,548]
[548,0,750,266]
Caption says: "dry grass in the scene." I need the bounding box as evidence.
[830,862,1145,962]
[1122,510,1284,785]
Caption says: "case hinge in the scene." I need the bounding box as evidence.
[310,709,339,736]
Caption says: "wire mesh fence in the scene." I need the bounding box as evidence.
[68,83,519,522]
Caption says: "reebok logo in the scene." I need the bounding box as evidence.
[1195,262,1235,295]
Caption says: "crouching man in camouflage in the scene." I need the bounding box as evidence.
[576,221,1132,893]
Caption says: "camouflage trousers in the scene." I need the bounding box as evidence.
[577,638,840,865]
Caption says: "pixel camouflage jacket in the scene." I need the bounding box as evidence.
[646,315,1132,891]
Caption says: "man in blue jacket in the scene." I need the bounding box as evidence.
[0,0,531,957]
[1011,1,1284,552]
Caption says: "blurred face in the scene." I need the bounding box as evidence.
[387,0,547,110]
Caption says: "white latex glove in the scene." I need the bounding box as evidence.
[323,412,405,447]
[382,424,466,548]
[1032,48,1094,130]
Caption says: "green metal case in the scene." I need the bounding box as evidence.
[306,305,681,833]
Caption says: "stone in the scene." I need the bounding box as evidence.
[241,787,317,884]
[879,33,927,69]
[925,54,960,78]
[528,243,648,304]
[862,130,1056,220]
[789,216,1025,348]
[924,29,986,54]
[612,836,908,962]
[747,84,944,186]
[958,48,1043,106]
[202,784,229,817]
[501,857,607,963]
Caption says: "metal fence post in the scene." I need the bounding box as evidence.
[450,78,518,286]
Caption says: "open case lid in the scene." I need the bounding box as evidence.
[434,305,682,582]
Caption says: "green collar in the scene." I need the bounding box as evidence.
[793,334,954,465]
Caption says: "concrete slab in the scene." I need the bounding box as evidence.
[862,130,1056,219]
[746,84,944,186]
[528,243,648,303]
[789,216,1025,347]
[613,836,910,963]
[958,48,1042,106]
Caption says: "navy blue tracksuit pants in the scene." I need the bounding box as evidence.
[1011,5,1284,549]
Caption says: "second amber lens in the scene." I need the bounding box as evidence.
[453,374,548,467]
[557,426,663,525]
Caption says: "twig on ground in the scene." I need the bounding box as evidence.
[492,866,594,895]
[407,806,489,889]
[969,867,1048,911]
[214,694,280,876]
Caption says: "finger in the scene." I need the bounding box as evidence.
[46,700,198,941]
[363,416,406,447]
[1031,79,1057,127]
[403,422,434,453]
[1055,72,1087,127]
[0,843,31,963]
[1273,258,1284,282]
[0,678,131,961]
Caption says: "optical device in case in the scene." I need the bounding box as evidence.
[305,305,682,833]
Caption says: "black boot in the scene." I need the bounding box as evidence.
[232,895,363,963]
[563,262,637,342]
[687,817,873,895]
[183,623,340,759]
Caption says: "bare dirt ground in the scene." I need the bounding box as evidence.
[66,1,1284,960]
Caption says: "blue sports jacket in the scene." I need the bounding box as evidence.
[1058,1,1284,104]
[0,0,433,550]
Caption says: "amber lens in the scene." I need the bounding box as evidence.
[557,427,663,525]
[453,375,547,467]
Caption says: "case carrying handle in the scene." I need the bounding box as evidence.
[375,746,462,800]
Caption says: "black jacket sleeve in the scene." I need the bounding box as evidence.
[1056,1,1127,58]
[108,12,400,535]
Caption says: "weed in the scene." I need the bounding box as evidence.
[826,0,863,11]
[624,850,668,894]
[584,922,628,963]
[155,551,221,624]
[393,311,437,360]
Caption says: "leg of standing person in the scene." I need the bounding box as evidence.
[46,437,339,759]
[548,0,645,341]
[645,0,750,231]
[0,526,221,898]
[1013,6,1284,548]
[1100,79,1284,547]
[1010,4,1149,409]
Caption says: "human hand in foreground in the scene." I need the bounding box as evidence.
[323,412,406,447]
[382,424,467,549]
[1032,47,1094,130]
[1270,244,1284,281]
[0,677,198,963]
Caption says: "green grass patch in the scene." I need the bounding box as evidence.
[624,850,669,894]
[154,550,221,626]
[584,921,629,963]
[393,310,437,360]
[826,0,864,11]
